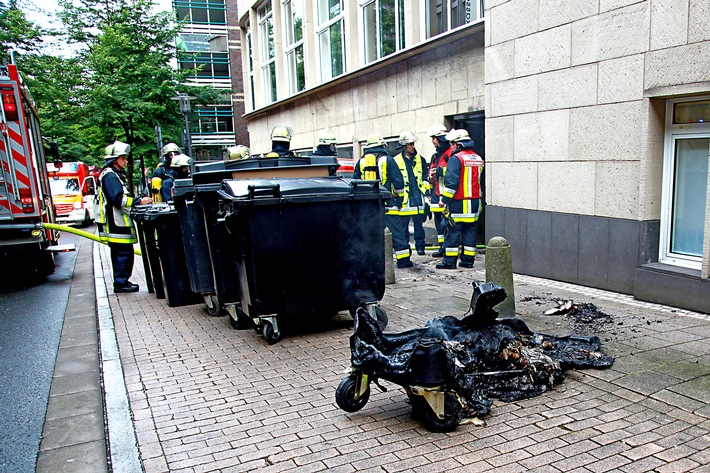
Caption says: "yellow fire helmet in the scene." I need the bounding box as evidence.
[226,145,250,160]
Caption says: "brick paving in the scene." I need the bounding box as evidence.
[96,243,710,473]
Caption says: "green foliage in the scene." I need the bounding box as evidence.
[15,0,221,190]
[0,0,44,62]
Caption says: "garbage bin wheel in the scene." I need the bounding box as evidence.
[335,375,370,413]
[349,306,388,331]
[206,295,221,317]
[418,392,462,433]
[262,320,283,344]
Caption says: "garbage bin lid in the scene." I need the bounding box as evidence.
[220,177,355,200]
[173,178,194,197]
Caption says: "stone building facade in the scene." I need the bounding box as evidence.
[232,0,710,313]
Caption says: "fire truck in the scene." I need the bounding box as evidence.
[0,63,62,276]
[46,161,96,226]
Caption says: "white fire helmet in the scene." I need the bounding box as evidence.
[427,124,448,138]
[445,128,471,143]
[318,129,337,145]
[170,154,192,168]
[162,142,181,156]
[363,134,385,149]
[398,131,417,146]
[104,140,131,164]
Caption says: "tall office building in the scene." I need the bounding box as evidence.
[173,0,248,159]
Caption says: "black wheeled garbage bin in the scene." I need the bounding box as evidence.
[146,204,203,308]
[173,178,221,315]
[217,177,389,343]
[191,155,341,328]
[131,204,164,299]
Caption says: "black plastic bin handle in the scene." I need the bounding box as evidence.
[248,183,281,199]
[349,180,380,192]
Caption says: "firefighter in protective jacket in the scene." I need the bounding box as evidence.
[151,142,181,203]
[427,124,453,257]
[266,125,296,157]
[353,134,410,268]
[97,141,151,292]
[436,129,483,270]
[392,131,430,259]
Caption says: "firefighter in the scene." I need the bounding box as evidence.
[427,124,453,257]
[151,142,181,203]
[266,125,296,157]
[353,134,410,268]
[436,129,484,270]
[225,144,250,160]
[160,153,191,201]
[97,141,152,293]
[312,129,337,156]
[392,131,429,256]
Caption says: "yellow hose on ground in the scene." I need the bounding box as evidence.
[42,222,142,256]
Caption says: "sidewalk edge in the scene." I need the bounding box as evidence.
[93,242,143,473]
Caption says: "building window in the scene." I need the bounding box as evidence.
[362,0,404,64]
[178,52,230,79]
[246,23,255,109]
[316,0,345,82]
[283,0,305,94]
[258,1,277,103]
[660,97,710,270]
[425,0,483,39]
[175,0,226,25]
[194,104,235,134]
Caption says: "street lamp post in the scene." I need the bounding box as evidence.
[171,92,196,173]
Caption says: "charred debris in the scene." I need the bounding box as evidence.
[337,281,614,432]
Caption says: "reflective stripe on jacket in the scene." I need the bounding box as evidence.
[393,152,429,216]
[441,148,483,222]
[97,167,137,244]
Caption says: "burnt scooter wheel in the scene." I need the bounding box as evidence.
[335,375,370,413]
[349,306,389,330]
[419,392,463,433]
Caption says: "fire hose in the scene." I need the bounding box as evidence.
[41,222,143,256]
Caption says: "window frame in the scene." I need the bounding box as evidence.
[258,1,277,104]
[660,96,710,270]
[423,0,484,39]
[283,0,305,94]
[360,0,405,64]
[175,0,227,25]
[315,0,346,82]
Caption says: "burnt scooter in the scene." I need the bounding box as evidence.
[335,281,614,432]
[336,281,507,432]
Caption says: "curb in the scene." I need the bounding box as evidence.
[93,243,142,472]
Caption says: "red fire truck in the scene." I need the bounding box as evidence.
[46,161,96,226]
[0,63,62,276]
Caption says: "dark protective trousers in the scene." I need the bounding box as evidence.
[385,213,410,262]
[397,214,426,252]
[441,220,477,266]
[109,242,135,288]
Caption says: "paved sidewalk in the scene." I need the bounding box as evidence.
[94,242,710,473]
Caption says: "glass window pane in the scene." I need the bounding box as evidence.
[671,138,709,257]
[295,45,305,91]
[380,0,396,57]
[330,21,343,77]
[674,100,710,124]
[192,8,208,23]
[269,62,277,102]
[210,9,225,24]
[426,0,447,38]
[363,2,377,63]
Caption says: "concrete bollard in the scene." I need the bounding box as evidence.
[385,228,395,285]
[485,236,515,317]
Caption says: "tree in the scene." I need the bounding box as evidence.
[19,0,219,190]
[0,0,44,63]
